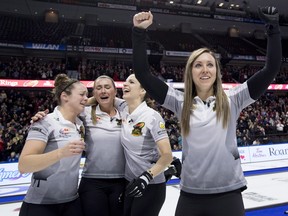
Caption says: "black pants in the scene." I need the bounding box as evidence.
[19,197,83,216]
[175,189,245,216]
[78,177,126,216]
[124,182,166,216]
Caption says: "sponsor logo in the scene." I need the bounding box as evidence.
[29,127,42,133]
[59,127,71,138]
[159,122,165,129]
[86,81,94,88]
[252,148,266,158]
[43,81,53,86]
[59,128,70,134]
[0,168,30,182]
[0,80,18,86]
[23,80,39,87]
[131,122,145,136]
[269,147,288,156]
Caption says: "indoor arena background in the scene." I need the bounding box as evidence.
[1,0,288,215]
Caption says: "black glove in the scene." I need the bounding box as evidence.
[258,6,279,24]
[164,166,177,182]
[164,157,182,182]
[258,6,279,34]
[125,171,153,197]
[171,157,182,178]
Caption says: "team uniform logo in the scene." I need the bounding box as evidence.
[29,127,43,133]
[213,103,216,111]
[159,122,165,129]
[116,118,122,126]
[59,128,71,138]
[79,125,85,139]
[131,122,145,136]
[158,121,168,136]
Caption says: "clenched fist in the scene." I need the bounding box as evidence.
[133,11,153,30]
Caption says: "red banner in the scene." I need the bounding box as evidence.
[0,79,287,90]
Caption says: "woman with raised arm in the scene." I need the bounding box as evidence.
[132,7,282,216]
[18,74,88,216]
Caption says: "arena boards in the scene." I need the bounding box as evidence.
[1,160,288,216]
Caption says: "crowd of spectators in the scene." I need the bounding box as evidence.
[1,84,288,163]
[1,56,288,84]
[0,57,66,79]
[0,89,55,162]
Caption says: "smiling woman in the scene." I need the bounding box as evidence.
[78,75,127,216]
[131,7,282,216]
[18,73,88,216]
[119,74,173,216]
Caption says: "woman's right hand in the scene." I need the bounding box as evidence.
[30,109,49,123]
[58,139,86,159]
[133,11,153,29]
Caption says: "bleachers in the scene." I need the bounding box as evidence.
[1,12,287,58]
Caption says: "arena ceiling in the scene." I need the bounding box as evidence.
[204,0,286,15]
[0,0,287,37]
[0,0,286,16]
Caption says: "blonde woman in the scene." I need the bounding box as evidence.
[131,6,281,216]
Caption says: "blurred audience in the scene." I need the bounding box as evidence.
[0,86,288,162]
[1,56,288,83]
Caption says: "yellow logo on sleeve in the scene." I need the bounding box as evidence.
[159,122,165,129]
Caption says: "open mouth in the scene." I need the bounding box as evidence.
[200,76,210,80]
[100,96,109,100]
[123,88,130,93]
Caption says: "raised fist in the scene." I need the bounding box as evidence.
[258,6,279,25]
[133,11,153,30]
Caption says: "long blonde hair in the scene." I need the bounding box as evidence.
[181,48,230,136]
